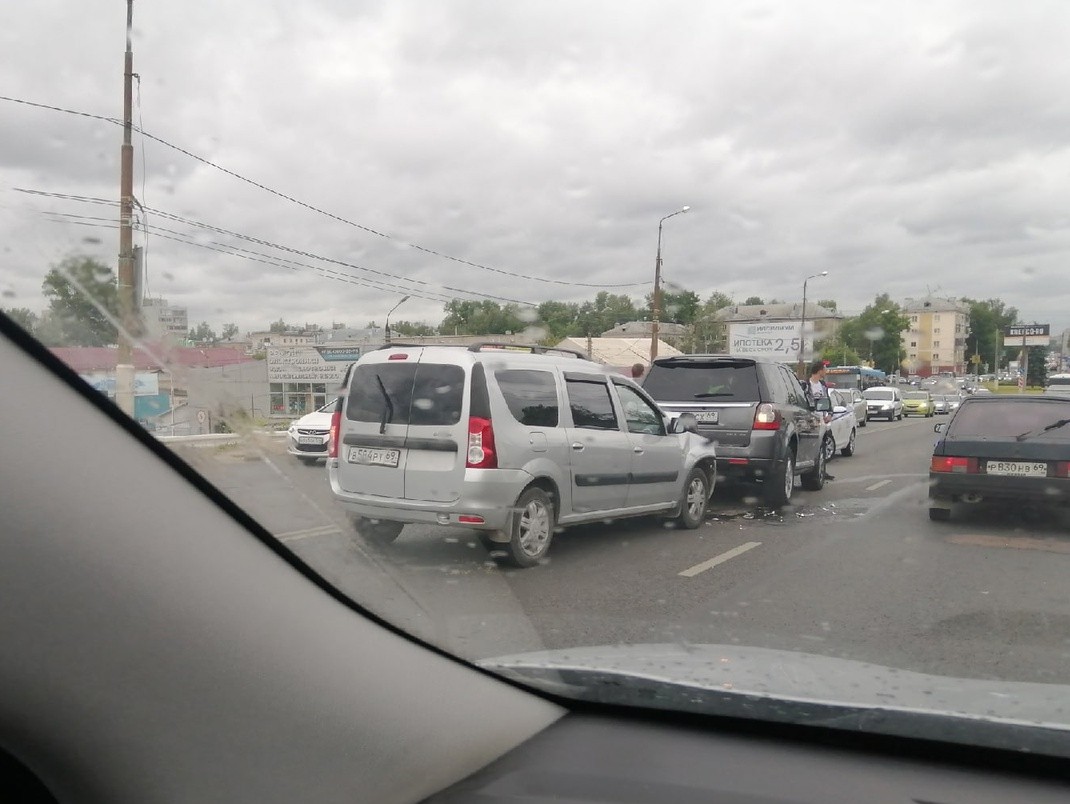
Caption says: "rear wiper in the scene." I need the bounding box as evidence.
[1015,418,1070,442]
[375,374,394,435]
[693,392,734,398]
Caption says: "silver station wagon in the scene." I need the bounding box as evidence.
[328,343,718,567]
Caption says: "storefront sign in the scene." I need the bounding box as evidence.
[268,346,355,383]
[315,346,364,362]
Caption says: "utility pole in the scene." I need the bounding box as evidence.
[649,206,689,362]
[115,0,137,416]
[993,327,999,380]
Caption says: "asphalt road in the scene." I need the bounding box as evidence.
[175,411,1070,685]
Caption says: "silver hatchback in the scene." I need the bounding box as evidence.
[328,343,718,567]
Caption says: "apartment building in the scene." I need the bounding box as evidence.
[901,296,970,376]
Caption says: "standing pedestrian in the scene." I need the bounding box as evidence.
[808,360,835,480]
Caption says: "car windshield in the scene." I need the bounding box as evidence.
[7,0,1070,763]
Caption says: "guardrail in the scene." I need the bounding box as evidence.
[156,431,288,447]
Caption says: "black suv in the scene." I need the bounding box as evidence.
[642,355,831,506]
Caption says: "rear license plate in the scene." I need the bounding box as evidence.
[348,447,401,467]
[694,411,719,424]
[298,435,322,444]
[985,460,1048,477]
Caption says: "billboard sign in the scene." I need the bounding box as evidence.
[268,346,356,383]
[1003,324,1050,348]
[728,321,812,362]
[80,371,160,396]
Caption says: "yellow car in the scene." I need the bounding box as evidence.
[902,391,935,417]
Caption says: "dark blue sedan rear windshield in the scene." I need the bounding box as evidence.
[950,400,1070,439]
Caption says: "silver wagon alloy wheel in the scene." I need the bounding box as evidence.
[518,497,551,557]
[501,487,556,568]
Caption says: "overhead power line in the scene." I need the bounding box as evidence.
[24,197,538,307]
[0,93,648,290]
[16,188,535,306]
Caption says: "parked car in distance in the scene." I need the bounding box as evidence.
[826,389,859,459]
[929,395,1070,521]
[328,343,718,567]
[837,387,867,427]
[934,394,962,415]
[642,354,830,507]
[903,390,935,417]
[286,399,338,462]
[863,386,904,421]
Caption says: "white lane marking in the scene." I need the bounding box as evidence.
[276,524,342,542]
[679,541,761,578]
[865,479,892,491]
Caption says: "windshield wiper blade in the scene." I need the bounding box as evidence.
[693,392,734,398]
[375,374,394,435]
[1015,418,1070,441]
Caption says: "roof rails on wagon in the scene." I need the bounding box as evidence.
[375,341,588,359]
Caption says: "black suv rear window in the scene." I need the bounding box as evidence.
[347,363,465,426]
[495,370,559,427]
[642,361,760,401]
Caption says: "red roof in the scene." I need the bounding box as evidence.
[50,345,252,373]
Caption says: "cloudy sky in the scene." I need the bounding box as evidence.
[3,0,1070,334]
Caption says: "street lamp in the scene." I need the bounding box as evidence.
[650,205,691,362]
[384,295,411,343]
[796,271,829,375]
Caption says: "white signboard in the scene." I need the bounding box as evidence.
[1003,324,1050,348]
[728,322,812,362]
[267,346,355,383]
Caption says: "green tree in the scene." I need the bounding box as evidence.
[702,291,734,314]
[2,307,38,334]
[816,335,864,367]
[561,292,639,337]
[41,255,119,346]
[391,320,437,337]
[1026,346,1049,388]
[646,288,701,324]
[189,322,218,344]
[221,323,240,340]
[840,294,909,373]
[440,300,528,335]
[536,300,581,342]
[743,296,765,306]
[960,298,1018,373]
[269,318,289,333]
[815,299,838,313]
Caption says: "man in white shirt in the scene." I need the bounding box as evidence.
[808,360,835,480]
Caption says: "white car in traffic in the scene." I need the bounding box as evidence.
[825,389,858,461]
[287,400,338,463]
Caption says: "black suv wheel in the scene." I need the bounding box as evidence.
[765,452,795,507]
